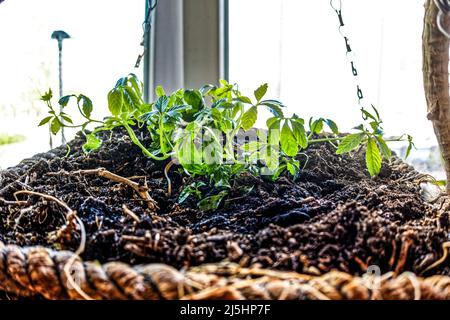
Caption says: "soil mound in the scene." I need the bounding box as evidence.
[0,128,448,277]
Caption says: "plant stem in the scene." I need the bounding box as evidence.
[123,122,168,161]
[308,137,343,144]
[308,136,405,144]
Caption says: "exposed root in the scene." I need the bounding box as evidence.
[62,214,92,300]
[12,190,92,300]
[55,168,158,211]
[421,242,450,275]
[353,256,368,271]
[388,240,397,269]
[13,190,71,221]
[0,197,28,206]
[164,160,176,196]
[394,236,413,275]
[122,204,141,223]
[0,172,32,196]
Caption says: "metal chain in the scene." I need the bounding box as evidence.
[434,0,450,39]
[330,0,365,105]
[135,0,158,68]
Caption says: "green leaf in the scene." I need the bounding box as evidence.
[128,74,143,96]
[290,120,307,149]
[107,88,123,116]
[210,108,222,122]
[41,89,53,102]
[259,100,284,118]
[325,119,339,134]
[280,121,298,157]
[79,95,93,117]
[235,96,252,104]
[50,118,61,135]
[178,187,193,204]
[270,163,286,180]
[58,95,71,107]
[184,90,203,110]
[154,95,170,112]
[310,118,324,134]
[286,162,297,176]
[430,180,447,187]
[60,115,73,124]
[264,145,280,171]
[123,86,141,111]
[241,106,258,131]
[254,83,268,102]
[38,116,53,126]
[197,191,228,212]
[376,135,392,159]
[268,121,281,145]
[369,121,379,132]
[361,108,377,121]
[243,141,261,153]
[82,133,102,153]
[266,117,279,129]
[336,133,365,154]
[405,135,415,159]
[155,86,165,97]
[371,105,381,121]
[365,137,382,177]
[178,181,206,203]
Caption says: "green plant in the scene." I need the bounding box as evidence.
[40,75,413,210]
[0,133,25,146]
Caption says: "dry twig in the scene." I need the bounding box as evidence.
[71,168,158,210]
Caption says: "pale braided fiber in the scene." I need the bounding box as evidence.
[1,242,450,300]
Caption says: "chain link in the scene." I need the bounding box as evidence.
[434,0,450,39]
[330,0,366,105]
[135,0,158,68]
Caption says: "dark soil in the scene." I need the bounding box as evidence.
[0,127,449,277]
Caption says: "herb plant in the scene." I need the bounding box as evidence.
[40,74,413,210]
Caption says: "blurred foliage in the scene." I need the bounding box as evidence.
[0,133,25,146]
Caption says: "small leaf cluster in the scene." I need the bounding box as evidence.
[336,105,414,176]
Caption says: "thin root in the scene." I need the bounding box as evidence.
[0,197,28,206]
[388,240,397,269]
[13,190,92,300]
[164,160,176,196]
[122,205,141,223]
[13,190,71,220]
[421,242,450,275]
[394,237,412,275]
[57,168,158,211]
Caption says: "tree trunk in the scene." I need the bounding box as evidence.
[423,0,450,191]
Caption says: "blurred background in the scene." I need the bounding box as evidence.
[0,0,444,178]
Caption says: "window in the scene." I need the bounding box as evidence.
[0,0,143,168]
[229,0,444,178]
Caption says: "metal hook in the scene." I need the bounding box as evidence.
[437,10,450,39]
[330,0,342,12]
[434,0,450,13]
[434,0,450,39]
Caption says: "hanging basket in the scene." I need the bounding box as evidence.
[1,241,450,300]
